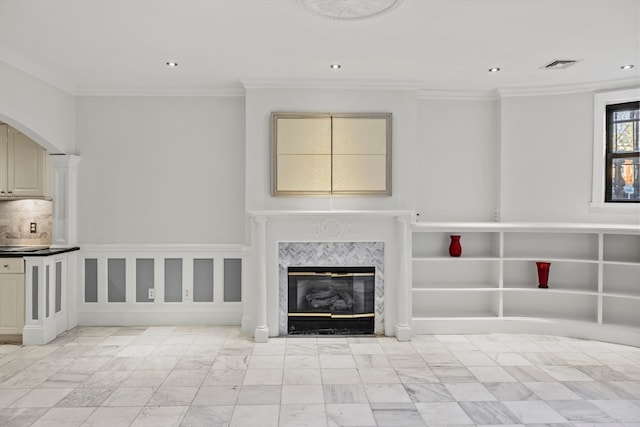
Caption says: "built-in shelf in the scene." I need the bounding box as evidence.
[603,260,640,266]
[411,222,640,345]
[413,230,500,258]
[603,263,640,298]
[503,232,599,261]
[504,290,598,322]
[602,296,640,328]
[503,257,599,263]
[412,288,500,319]
[503,259,599,293]
[603,234,640,263]
[502,288,598,296]
[414,256,500,261]
[413,286,500,291]
[602,292,640,300]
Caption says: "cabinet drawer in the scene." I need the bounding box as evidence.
[0,259,24,274]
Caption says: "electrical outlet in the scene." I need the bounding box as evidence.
[30,222,37,233]
[184,289,191,300]
[148,288,155,300]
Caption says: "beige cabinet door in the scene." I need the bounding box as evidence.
[7,127,47,198]
[0,124,8,197]
[271,113,392,196]
[0,273,26,335]
[332,116,390,194]
[272,114,333,195]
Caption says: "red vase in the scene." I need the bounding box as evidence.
[449,235,462,257]
[536,262,551,288]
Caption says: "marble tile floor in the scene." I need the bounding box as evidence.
[1,326,639,427]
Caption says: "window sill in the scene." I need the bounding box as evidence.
[589,202,640,215]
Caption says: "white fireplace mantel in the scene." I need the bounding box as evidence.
[247,210,415,342]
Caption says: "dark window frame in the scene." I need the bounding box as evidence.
[605,101,640,203]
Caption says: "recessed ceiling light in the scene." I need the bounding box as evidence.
[621,64,634,70]
[166,61,178,67]
[488,67,501,73]
[330,63,342,70]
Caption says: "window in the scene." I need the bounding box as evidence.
[591,88,640,211]
[605,102,639,202]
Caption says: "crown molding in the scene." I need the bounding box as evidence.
[417,89,500,101]
[498,77,640,98]
[0,56,77,95]
[75,86,246,97]
[67,77,640,98]
[417,78,640,101]
[2,55,636,100]
[241,78,422,91]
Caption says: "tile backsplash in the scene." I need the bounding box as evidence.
[0,199,52,246]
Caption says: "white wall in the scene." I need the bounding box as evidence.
[76,96,246,243]
[414,98,499,222]
[245,87,418,215]
[3,61,635,247]
[245,87,635,225]
[0,60,76,154]
[500,91,639,224]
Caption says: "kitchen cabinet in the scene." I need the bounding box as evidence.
[0,123,50,199]
[0,258,25,336]
[0,248,79,345]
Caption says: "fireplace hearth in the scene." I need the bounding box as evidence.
[288,266,375,335]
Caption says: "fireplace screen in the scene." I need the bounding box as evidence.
[288,266,375,335]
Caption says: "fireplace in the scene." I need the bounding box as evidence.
[278,241,385,336]
[288,266,375,335]
[248,211,414,342]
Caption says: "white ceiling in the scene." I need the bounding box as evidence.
[1,0,638,96]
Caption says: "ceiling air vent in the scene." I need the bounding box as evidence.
[543,60,579,70]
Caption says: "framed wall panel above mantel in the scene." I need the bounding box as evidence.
[271,112,392,196]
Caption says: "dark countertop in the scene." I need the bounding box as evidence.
[0,246,80,257]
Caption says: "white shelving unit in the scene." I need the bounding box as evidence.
[601,233,640,331]
[411,222,640,346]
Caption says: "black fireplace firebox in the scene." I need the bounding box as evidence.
[288,266,375,335]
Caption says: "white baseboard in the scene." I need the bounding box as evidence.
[23,324,57,345]
[412,317,640,347]
[78,309,242,326]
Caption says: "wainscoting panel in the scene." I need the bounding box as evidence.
[136,258,154,303]
[224,258,242,302]
[164,258,183,303]
[193,258,214,303]
[79,245,247,326]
